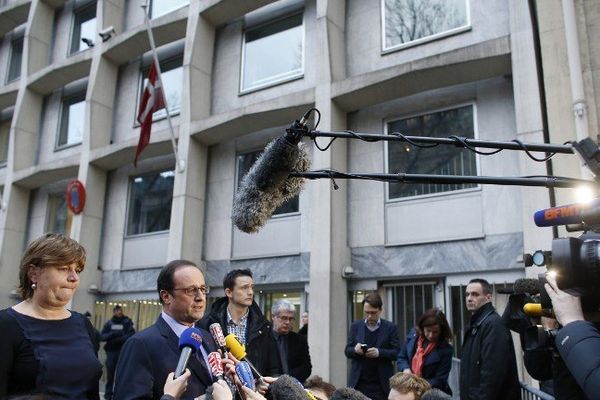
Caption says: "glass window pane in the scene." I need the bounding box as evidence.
[242,13,303,91]
[151,0,188,19]
[141,57,183,119]
[47,194,72,235]
[59,95,85,147]
[236,150,299,215]
[384,0,468,49]
[127,169,175,235]
[0,119,10,165]
[71,3,96,54]
[387,105,476,199]
[8,36,23,82]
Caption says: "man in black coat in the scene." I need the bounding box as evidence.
[270,299,312,383]
[199,269,281,379]
[345,292,400,400]
[113,260,217,400]
[100,305,135,400]
[459,278,520,400]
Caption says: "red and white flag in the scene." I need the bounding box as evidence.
[134,62,165,166]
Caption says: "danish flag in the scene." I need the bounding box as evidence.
[134,62,165,166]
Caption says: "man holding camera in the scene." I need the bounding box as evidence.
[345,292,400,400]
[459,279,520,400]
[545,274,600,399]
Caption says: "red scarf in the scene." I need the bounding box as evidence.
[411,336,436,376]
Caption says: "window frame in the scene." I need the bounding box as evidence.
[384,102,480,203]
[0,117,11,167]
[136,54,184,126]
[45,192,73,236]
[239,11,305,94]
[234,147,301,218]
[149,0,188,19]
[56,91,86,150]
[69,1,97,56]
[380,0,471,54]
[125,168,175,238]
[6,34,24,83]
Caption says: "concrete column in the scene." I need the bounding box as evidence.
[308,0,349,388]
[166,3,214,264]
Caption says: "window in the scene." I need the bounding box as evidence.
[387,105,477,200]
[0,118,10,166]
[387,283,435,342]
[150,0,188,19]
[140,56,183,120]
[7,35,23,82]
[126,169,175,236]
[237,149,299,215]
[241,13,303,92]
[58,92,86,148]
[383,0,469,51]
[70,1,97,54]
[46,194,73,235]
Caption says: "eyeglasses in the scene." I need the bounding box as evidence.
[276,315,295,322]
[173,286,210,297]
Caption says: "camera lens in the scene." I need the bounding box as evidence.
[552,238,600,296]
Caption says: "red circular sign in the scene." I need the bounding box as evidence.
[66,179,86,214]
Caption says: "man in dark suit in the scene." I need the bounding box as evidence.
[271,299,312,383]
[113,260,217,400]
[345,292,400,400]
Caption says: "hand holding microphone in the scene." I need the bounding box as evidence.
[225,333,263,378]
[164,369,191,399]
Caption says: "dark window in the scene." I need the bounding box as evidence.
[127,169,175,236]
[46,194,72,235]
[389,283,435,343]
[7,36,23,82]
[0,118,10,165]
[387,105,477,199]
[236,149,299,215]
[70,2,96,54]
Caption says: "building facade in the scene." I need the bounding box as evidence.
[0,0,598,392]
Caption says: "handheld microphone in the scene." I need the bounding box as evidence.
[533,198,600,227]
[235,361,255,390]
[224,333,263,378]
[231,115,311,234]
[209,323,228,356]
[208,351,224,380]
[523,303,555,318]
[175,327,203,378]
[270,374,308,400]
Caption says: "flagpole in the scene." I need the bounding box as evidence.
[141,3,185,173]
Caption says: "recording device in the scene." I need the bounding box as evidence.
[330,387,370,400]
[231,111,313,233]
[224,333,263,378]
[175,327,203,378]
[209,323,228,356]
[360,344,368,353]
[208,352,223,380]
[235,361,255,390]
[270,374,308,400]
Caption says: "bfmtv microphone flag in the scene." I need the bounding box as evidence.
[135,61,165,167]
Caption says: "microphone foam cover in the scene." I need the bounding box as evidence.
[330,388,370,400]
[179,327,202,352]
[270,374,307,400]
[232,136,310,233]
[225,333,246,360]
[513,278,541,295]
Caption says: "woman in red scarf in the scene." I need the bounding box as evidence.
[397,309,453,395]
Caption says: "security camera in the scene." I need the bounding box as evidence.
[342,265,355,279]
[81,37,94,47]
[99,26,116,42]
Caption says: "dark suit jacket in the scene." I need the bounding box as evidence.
[397,328,453,394]
[113,315,217,400]
[276,331,312,383]
[344,319,400,393]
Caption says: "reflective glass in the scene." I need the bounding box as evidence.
[127,169,175,235]
[151,0,188,19]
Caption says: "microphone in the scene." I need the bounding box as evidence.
[330,387,370,400]
[224,333,263,378]
[513,278,541,295]
[523,303,555,318]
[533,199,600,227]
[231,114,312,233]
[209,323,228,356]
[208,352,223,380]
[270,374,308,400]
[235,361,256,390]
[175,327,203,378]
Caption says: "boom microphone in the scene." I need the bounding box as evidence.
[533,199,600,227]
[175,327,203,378]
[513,278,541,295]
[224,333,263,378]
[330,387,370,400]
[231,114,311,233]
[270,374,308,400]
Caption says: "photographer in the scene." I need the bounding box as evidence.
[545,274,600,399]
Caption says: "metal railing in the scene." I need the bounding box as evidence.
[520,383,555,400]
